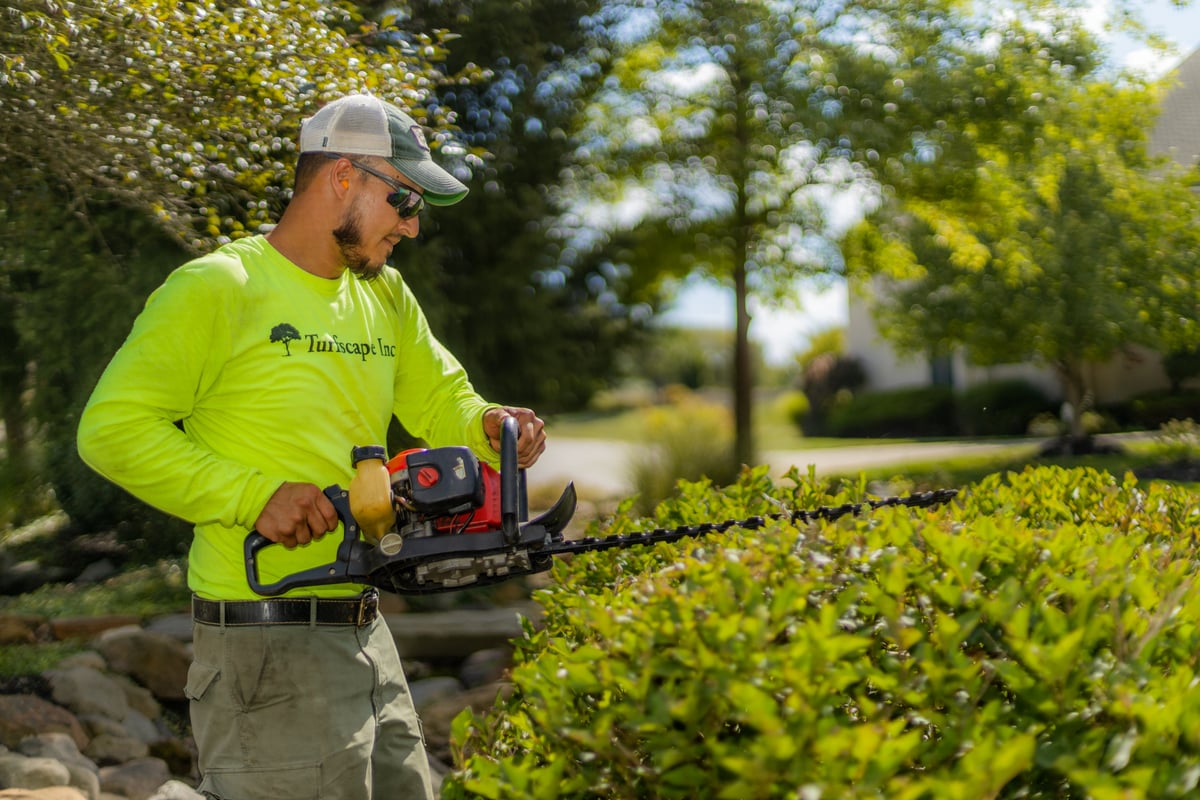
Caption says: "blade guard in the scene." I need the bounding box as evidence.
[244,416,569,596]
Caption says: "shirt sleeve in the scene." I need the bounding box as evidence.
[77,258,287,528]
[385,275,499,465]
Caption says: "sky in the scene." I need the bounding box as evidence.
[660,0,1200,366]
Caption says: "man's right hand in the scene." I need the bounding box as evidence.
[253,482,339,549]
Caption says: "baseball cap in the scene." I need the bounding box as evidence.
[299,94,469,206]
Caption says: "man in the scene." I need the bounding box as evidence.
[77,93,546,800]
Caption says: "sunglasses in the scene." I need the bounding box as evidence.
[324,153,424,219]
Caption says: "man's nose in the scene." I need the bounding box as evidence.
[396,215,420,239]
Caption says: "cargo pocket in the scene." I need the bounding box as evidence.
[185,661,221,702]
[199,763,322,800]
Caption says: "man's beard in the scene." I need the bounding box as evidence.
[332,207,384,281]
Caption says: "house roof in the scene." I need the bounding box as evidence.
[1149,48,1200,167]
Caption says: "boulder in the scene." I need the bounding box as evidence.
[0,696,87,751]
[48,618,140,643]
[0,751,70,790]
[0,788,87,799]
[93,629,189,703]
[98,757,171,800]
[16,735,100,800]
[44,668,129,722]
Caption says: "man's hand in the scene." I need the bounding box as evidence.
[253,482,339,549]
[483,406,547,468]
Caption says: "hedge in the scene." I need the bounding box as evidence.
[445,466,1200,799]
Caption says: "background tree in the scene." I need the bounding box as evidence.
[380,0,644,413]
[551,0,1112,468]
[2,0,481,552]
[845,55,1200,445]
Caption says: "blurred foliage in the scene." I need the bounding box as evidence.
[448,464,1200,798]
[1163,347,1200,393]
[0,559,190,618]
[1147,418,1200,463]
[382,0,645,412]
[827,385,958,439]
[626,391,738,515]
[796,326,847,369]
[956,380,1057,438]
[545,0,1194,469]
[844,38,1200,440]
[801,352,867,436]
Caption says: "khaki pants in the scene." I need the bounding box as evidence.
[186,614,433,800]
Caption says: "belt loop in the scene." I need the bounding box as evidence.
[219,600,226,631]
[310,596,318,630]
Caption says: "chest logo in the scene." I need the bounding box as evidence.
[268,322,397,361]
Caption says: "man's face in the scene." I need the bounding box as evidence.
[332,161,422,279]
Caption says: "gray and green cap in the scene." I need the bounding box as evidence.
[299,94,469,206]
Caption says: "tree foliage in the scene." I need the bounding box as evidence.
[1,0,480,546]
[845,51,1200,439]
[386,0,644,413]
[549,0,1165,467]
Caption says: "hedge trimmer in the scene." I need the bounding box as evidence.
[245,418,958,596]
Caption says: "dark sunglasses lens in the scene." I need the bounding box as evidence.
[388,190,422,218]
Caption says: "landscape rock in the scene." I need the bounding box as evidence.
[0,696,88,751]
[138,617,191,646]
[0,788,87,799]
[459,647,512,688]
[93,630,189,703]
[45,668,129,722]
[84,733,149,766]
[48,618,140,643]
[97,758,171,800]
[16,735,100,800]
[386,604,541,660]
[0,750,71,791]
[0,615,44,646]
[409,676,464,715]
[144,781,202,800]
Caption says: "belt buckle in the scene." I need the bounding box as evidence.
[357,590,379,627]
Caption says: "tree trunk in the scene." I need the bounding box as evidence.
[733,252,753,468]
[731,65,754,470]
[1055,360,1089,447]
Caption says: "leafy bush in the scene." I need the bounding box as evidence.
[625,395,738,516]
[772,389,810,432]
[447,466,1200,799]
[1162,349,1200,393]
[1127,391,1200,431]
[801,353,866,436]
[1147,418,1200,463]
[957,380,1055,436]
[826,386,957,438]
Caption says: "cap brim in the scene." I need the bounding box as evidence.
[387,157,469,206]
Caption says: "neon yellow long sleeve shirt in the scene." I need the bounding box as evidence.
[78,236,496,599]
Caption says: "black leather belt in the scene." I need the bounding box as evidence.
[192,589,379,627]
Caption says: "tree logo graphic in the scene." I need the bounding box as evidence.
[270,323,301,356]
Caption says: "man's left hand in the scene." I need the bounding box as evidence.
[483,406,547,468]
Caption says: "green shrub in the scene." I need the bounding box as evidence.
[626,395,738,516]
[957,380,1055,437]
[1147,418,1200,462]
[1127,391,1200,431]
[772,389,810,432]
[446,466,1200,799]
[826,386,956,438]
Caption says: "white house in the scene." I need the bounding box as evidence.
[845,49,1200,405]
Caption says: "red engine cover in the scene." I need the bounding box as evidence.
[387,449,503,534]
